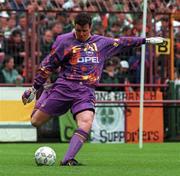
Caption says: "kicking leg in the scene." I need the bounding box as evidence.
[30,88,68,128]
[61,110,94,166]
[31,109,51,127]
[30,89,51,128]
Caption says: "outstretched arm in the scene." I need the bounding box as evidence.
[101,36,165,59]
[22,36,64,105]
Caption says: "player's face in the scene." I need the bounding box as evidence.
[75,24,91,42]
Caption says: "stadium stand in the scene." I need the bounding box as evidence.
[0,0,179,84]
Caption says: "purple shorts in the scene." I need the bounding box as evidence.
[34,78,95,117]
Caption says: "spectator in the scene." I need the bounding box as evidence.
[40,30,54,61]
[122,26,133,36]
[4,29,25,73]
[175,72,180,86]
[156,0,167,12]
[33,0,54,11]
[7,14,17,37]
[0,30,5,63]
[128,49,141,84]
[118,60,130,91]
[50,0,64,10]
[132,19,143,36]
[56,11,67,25]
[62,0,74,10]
[1,55,23,84]
[8,0,27,10]
[59,13,74,33]
[110,22,121,38]
[12,14,27,41]
[0,0,6,9]
[116,13,132,30]
[171,0,180,12]
[93,23,106,35]
[128,47,149,84]
[50,22,64,40]
[118,60,130,82]
[157,17,169,38]
[98,59,120,91]
[36,13,49,36]
[0,11,10,38]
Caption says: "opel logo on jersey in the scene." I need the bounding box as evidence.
[77,57,99,63]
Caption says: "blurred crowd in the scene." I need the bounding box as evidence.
[0,0,179,12]
[0,0,179,89]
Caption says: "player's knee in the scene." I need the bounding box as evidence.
[76,110,94,132]
[30,111,40,127]
[30,109,50,127]
[78,117,93,132]
[31,117,41,127]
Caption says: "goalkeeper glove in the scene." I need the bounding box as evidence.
[22,87,37,105]
[146,37,164,44]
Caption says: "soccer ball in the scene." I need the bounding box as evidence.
[34,146,56,166]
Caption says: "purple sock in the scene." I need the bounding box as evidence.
[62,128,88,163]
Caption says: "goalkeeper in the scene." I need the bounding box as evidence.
[22,12,164,166]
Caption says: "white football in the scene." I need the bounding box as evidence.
[34,146,56,166]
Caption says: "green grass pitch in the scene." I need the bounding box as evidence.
[0,143,180,176]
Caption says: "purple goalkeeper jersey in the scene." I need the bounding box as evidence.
[34,32,145,88]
